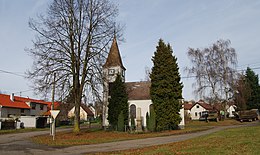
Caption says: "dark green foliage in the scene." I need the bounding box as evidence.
[146,112,150,131]
[245,67,260,110]
[107,74,129,129]
[117,111,124,132]
[150,39,183,131]
[149,107,156,132]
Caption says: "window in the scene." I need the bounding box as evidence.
[122,70,125,77]
[199,112,201,117]
[40,104,44,110]
[196,105,199,108]
[195,112,198,116]
[130,104,136,118]
[108,69,115,75]
[31,103,36,110]
[21,109,24,113]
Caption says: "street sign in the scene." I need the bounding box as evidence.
[50,110,60,119]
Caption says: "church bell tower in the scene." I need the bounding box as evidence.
[102,35,126,127]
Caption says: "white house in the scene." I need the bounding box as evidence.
[102,35,185,129]
[226,103,237,118]
[0,93,49,129]
[185,100,213,120]
[68,104,94,121]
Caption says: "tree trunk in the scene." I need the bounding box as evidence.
[73,78,81,133]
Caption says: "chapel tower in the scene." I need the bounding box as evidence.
[102,35,126,127]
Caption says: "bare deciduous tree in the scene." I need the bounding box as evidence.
[186,39,237,103]
[234,74,251,111]
[26,0,121,132]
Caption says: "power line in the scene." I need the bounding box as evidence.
[14,89,34,94]
[0,69,26,78]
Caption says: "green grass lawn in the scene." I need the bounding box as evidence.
[100,124,260,155]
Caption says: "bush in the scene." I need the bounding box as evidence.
[117,111,124,132]
[146,112,150,131]
[130,115,135,131]
[149,108,156,132]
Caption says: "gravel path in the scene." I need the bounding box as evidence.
[0,122,258,155]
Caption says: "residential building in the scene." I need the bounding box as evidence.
[0,93,49,128]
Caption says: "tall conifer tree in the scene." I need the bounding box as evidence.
[107,74,128,129]
[150,39,183,131]
[245,67,260,110]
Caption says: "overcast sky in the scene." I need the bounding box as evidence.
[0,0,260,101]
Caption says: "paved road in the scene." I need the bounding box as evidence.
[0,122,258,155]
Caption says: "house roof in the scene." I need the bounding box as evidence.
[126,81,151,100]
[81,104,94,116]
[43,101,62,116]
[103,36,125,70]
[0,94,48,109]
[184,103,193,110]
[191,100,213,110]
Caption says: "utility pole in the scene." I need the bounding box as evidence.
[50,73,56,136]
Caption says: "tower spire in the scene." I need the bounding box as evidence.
[103,35,125,70]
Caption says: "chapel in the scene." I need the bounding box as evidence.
[102,35,185,129]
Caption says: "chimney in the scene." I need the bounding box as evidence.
[10,93,14,102]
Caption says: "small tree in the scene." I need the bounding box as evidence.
[117,111,124,132]
[149,107,156,132]
[150,39,183,131]
[130,115,135,131]
[146,112,150,131]
[107,74,128,129]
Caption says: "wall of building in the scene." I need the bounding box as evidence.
[68,106,88,121]
[179,106,185,128]
[128,99,152,127]
[28,102,47,116]
[190,104,207,120]
[227,105,236,117]
[20,116,37,128]
[0,107,30,118]
[129,100,185,128]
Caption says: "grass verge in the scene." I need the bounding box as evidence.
[97,123,260,155]
[31,125,210,146]
[31,119,248,146]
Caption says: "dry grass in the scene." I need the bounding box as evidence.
[31,125,210,146]
[93,122,260,155]
[31,119,246,146]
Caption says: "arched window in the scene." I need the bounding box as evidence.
[130,104,136,118]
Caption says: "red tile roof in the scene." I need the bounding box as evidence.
[184,103,193,110]
[0,94,48,109]
[43,101,61,116]
[191,100,213,110]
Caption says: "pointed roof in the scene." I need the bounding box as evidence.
[103,36,125,70]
